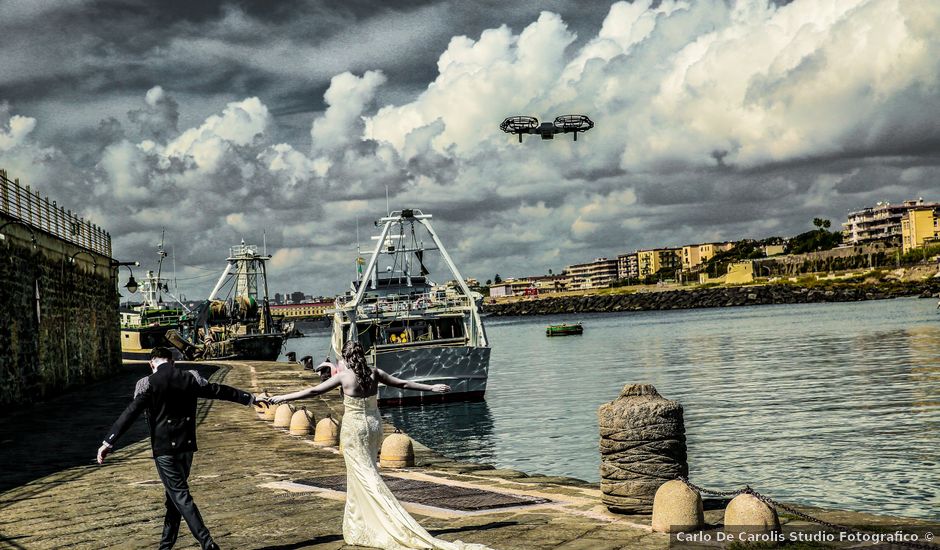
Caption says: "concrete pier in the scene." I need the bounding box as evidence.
[1,360,936,549]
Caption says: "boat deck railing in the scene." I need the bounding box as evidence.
[337,292,472,317]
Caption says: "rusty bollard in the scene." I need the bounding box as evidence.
[598,384,688,514]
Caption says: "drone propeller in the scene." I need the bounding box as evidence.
[500,116,539,142]
[554,115,594,141]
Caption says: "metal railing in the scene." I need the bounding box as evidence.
[0,169,111,257]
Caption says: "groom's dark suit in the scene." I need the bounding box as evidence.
[102,362,254,550]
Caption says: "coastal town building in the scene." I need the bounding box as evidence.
[763,243,786,256]
[699,261,755,285]
[528,274,569,293]
[565,258,619,290]
[681,242,735,271]
[842,199,940,245]
[488,278,536,298]
[637,248,681,279]
[616,253,638,280]
[900,207,940,253]
[270,300,333,318]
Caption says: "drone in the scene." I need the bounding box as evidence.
[499,114,594,142]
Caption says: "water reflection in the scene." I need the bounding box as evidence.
[381,401,496,465]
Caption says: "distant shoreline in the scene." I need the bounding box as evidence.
[482,279,940,317]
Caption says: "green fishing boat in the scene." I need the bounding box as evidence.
[546,323,583,337]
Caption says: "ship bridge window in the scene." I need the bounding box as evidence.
[376,318,465,345]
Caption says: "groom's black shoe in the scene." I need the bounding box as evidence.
[205,543,220,550]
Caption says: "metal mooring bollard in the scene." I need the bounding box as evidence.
[598,384,688,514]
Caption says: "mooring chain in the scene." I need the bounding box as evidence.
[676,476,937,550]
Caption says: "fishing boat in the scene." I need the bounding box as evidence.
[331,209,490,404]
[180,241,284,361]
[120,239,188,360]
[546,323,583,337]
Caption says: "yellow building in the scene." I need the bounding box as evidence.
[270,301,333,318]
[637,248,681,278]
[900,208,939,253]
[699,261,754,285]
[679,242,734,271]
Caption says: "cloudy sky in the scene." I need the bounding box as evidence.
[1,0,938,298]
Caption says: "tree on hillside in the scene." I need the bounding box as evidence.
[791,218,842,254]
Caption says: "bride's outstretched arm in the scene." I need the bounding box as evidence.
[376,369,450,393]
[269,374,345,403]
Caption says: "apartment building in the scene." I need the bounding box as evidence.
[637,248,681,278]
[565,258,619,290]
[617,253,638,280]
[681,242,735,271]
[900,208,940,253]
[843,199,940,245]
[488,278,536,298]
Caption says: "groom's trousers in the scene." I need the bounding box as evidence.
[154,452,217,550]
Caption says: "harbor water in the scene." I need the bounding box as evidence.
[281,297,940,520]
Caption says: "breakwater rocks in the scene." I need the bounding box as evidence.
[484,280,940,317]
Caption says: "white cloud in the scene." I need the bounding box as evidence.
[2,0,939,296]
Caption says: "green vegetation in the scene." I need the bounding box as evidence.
[789,218,843,254]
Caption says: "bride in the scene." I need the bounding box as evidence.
[268,341,494,550]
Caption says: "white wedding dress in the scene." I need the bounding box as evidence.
[341,394,494,550]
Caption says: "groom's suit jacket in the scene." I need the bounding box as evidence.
[103,363,253,456]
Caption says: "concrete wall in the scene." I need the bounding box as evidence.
[0,216,120,406]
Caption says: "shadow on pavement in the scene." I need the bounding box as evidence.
[0,362,222,497]
[252,521,519,550]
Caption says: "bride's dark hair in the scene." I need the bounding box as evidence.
[343,340,374,394]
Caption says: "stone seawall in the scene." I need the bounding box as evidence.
[484,280,940,317]
[0,218,121,406]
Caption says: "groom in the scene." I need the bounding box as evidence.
[96,347,263,550]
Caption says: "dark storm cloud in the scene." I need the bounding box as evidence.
[2,0,939,295]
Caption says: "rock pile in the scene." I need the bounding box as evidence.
[598,384,688,514]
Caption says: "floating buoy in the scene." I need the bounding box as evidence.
[272,403,295,428]
[651,480,703,533]
[380,430,414,468]
[724,493,780,535]
[289,407,314,436]
[314,415,340,446]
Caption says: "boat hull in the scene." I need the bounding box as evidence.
[121,326,182,361]
[205,334,284,361]
[371,346,491,405]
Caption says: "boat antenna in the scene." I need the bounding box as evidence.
[385,185,390,216]
[356,216,362,283]
[263,230,267,256]
[156,228,167,303]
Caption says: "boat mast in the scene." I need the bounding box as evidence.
[417,216,486,347]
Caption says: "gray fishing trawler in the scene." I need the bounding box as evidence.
[331,209,490,404]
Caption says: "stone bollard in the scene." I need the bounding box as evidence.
[724,494,780,536]
[272,404,295,428]
[313,415,340,446]
[651,480,703,533]
[289,407,315,436]
[254,390,272,418]
[380,430,415,468]
[598,384,688,514]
